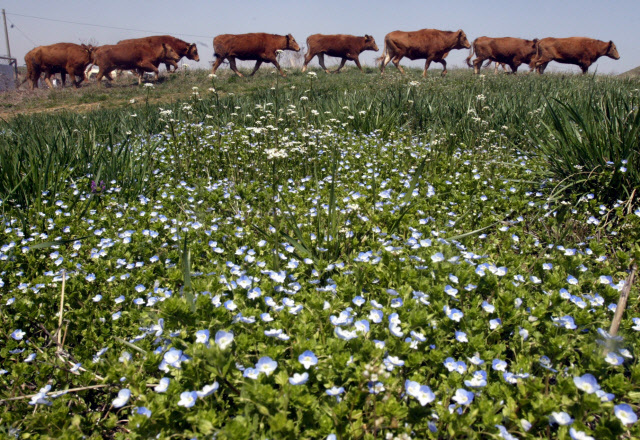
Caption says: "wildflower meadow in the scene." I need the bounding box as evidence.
[1,69,639,439]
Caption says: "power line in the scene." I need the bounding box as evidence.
[7,17,37,46]
[6,11,213,40]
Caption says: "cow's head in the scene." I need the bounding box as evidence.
[364,35,379,52]
[187,43,200,62]
[456,30,471,49]
[162,43,181,62]
[81,44,95,56]
[607,41,620,60]
[286,34,301,52]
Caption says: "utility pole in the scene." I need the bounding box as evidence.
[2,9,10,58]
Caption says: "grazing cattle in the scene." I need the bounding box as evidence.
[302,34,378,74]
[91,42,180,85]
[24,43,94,89]
[211,33,300,77]
[379,29,470,77]
[532,37,620,74]
[118,35,199,71]
[466,37,539,74]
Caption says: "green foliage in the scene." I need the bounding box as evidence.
[0,69,639,439]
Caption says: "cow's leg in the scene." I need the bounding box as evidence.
[302,51,315,73]
[537,61,549,74]
[249,60,263,76]
[270,58,286,77]
[473,58,483,75]
[211,56,224,75]
[229,57,244,77]
[333,58,347,73]
[580,63,589,74]
[509,63,518,74]
[44,72,55,89]
[95,68,113,86]
[380,52,392,74]
[317,54,330,74]
[60,72,67,87]
[422,60,432,77]
[439,58,447,76]
[68,67,81,88]
[353,56,363,72]
[392,56,405,74]
[165,61,179,73]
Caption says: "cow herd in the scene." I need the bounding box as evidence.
[22,29,620,90]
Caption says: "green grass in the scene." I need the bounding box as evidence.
[1,67,639,439]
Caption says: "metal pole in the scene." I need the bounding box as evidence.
[2,9,10,58]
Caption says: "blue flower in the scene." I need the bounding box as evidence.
[455,331,468,342]
[569,428,595,440]
[604,352,624,366]
[492,359,508,371]
[573,373,600,394]
[154,377,170,393]
[289,372,309,385]
[614,404,637,425]
[464,370,487,388]
[215,330,234,350]
[355,319,370,334]
[298,350,318,369]
[112,388,131,408]
[195,329,210,345]
[177,391,198,408]
[136,406,152,418]
[11,329,25,341]
[405,380,435,406]
[444,285,458,297]
[326,386,345,397]
[28,385,52,406]
[255,356,278,376]
[444,306,463,322]
[196,382,219,398]
[243,368,260,379]
[549,411,573,426]
[369,309,383,323]
[495,425,517,440]
[452,388,474,406]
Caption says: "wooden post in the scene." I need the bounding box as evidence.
[2,9,10,58]
[609,263,637,336]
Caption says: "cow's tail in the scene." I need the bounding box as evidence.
[465,41,475,68]
[305,37,311,56]
[376,39,389,66]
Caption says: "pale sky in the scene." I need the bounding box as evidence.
[2,0,638,74]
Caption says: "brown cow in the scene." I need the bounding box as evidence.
[532,37,620,74]
[466,37,539,74]
[91,42,180,85]
[302,34,378,74]
[24,43,94,89]
[118,35,199,71]
[379,29,470,77]
[211,33,300,77]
